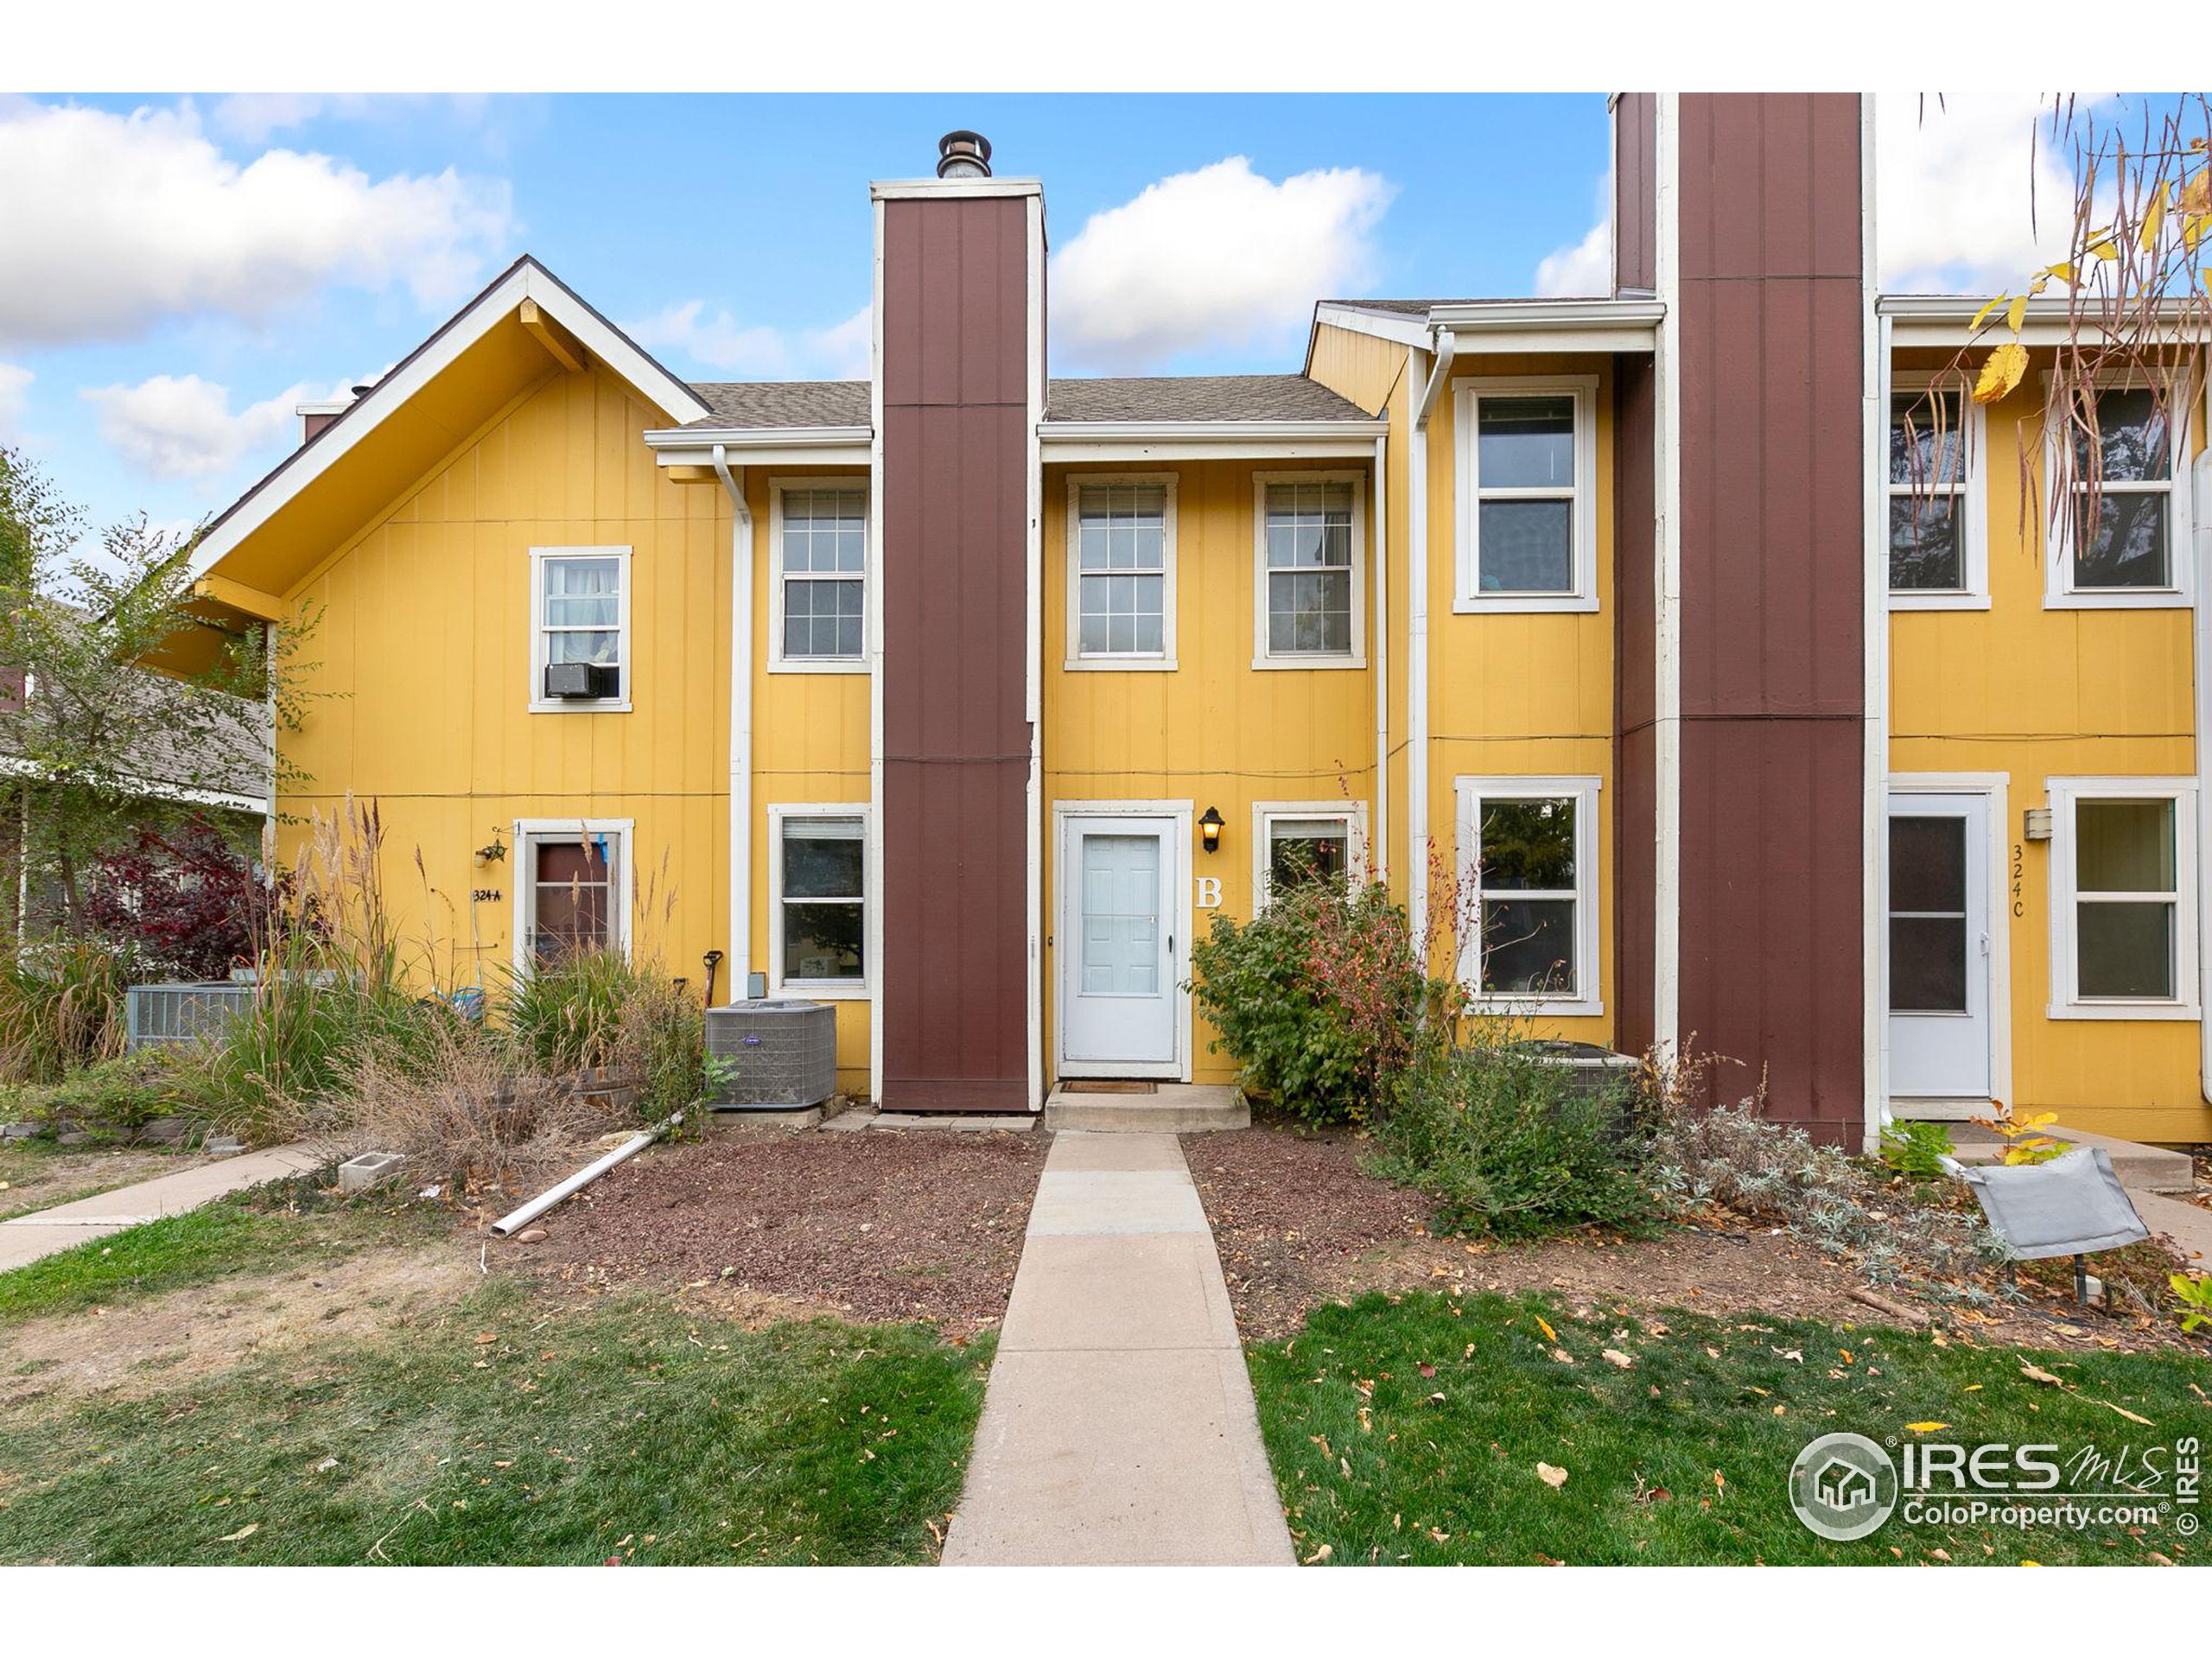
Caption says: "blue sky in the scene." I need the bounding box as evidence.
[0,91,2126,544]
[0,93,1611,539]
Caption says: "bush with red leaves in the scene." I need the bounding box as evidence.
[80,820,259,980]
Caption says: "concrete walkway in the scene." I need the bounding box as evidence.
[0,1143,321,1273]
[943,1130,1294,1567]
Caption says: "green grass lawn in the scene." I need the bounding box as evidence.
[1250,1290,2210,1566]
[0,1195,447,1325]
[0,1277,992,1564]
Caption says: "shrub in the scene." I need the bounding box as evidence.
[1648,1095,2008,1295]
[0,937,131,1083]
[1878,1118,1954,1179]
[81,820,260,980]
[5,1048,188,1135]
[503,947,636,1077]
[613,970,709,1129]
[1366,1043,1654,1239]
[1190,880,1431,1126]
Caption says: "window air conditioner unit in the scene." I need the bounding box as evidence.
[543,661,619,700]
[704,998,838,1110]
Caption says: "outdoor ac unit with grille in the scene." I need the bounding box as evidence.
[703,998,837,1109]
[126,982,256,1050]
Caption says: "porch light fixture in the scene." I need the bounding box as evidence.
[475,829,508,864]
[1199,806,1224,855]
[2023,807,2053,842]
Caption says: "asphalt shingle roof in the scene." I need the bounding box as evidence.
[679,374,1376,429]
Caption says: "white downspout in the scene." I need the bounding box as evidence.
[1404,328,1456,954]
[1653,94,1684,1062]
[1862,98,1892,1151]
[711,442,754,1001]
[2196,363,2212,1104]
[1371,429,1389,884]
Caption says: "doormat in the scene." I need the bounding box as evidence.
[1071,1080,1158,1095]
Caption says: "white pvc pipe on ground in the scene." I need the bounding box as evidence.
[488,1110,684,1237]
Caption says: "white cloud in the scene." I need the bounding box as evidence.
[207,93,495,146]
[1535,219,1611,298]
[1878,93,2092,292]
[1051,156,1395,372]
[0,362,29,440]
[0,99,516,347]
[626,301,872,380]
[82,373,314,480]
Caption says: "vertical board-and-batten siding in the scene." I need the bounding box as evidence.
[878,193,1034,1110]
[1674,93,1867,1138]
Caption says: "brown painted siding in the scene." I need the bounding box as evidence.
[1612,94,1657,296]
[879,194,1033,1112]
[1612,353,1657,1061]
[1675,93,1865,1139]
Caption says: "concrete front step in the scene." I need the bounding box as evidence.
[1948,1122,2196,1193]
[1042,1083,1249,1134]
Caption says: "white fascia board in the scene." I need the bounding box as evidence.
[1312,304,1432,349]
[0,754,268,817]
[190,258,709,578]
[1879,293,2212,348]
[647,429,873,468]
[1039,420,1387,465]
[870,177,1044,200]
[1433,300,1665,355]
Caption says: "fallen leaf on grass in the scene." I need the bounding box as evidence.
[2020,1363,2063,1386]
[1904,1422,1949,1433]
[1549,1349,1575,1364]
[1601,1349,1635,1370]
[2088,1397,2154,1427]
[1303,1543,1332,1565]
[1536,1463,1569,1489]
[217,1523,259,1542]
[1535,1316,1558,1344]
[473,1333,498,1345]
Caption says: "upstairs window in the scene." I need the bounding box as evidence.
[772,484,868,668]
[530,548,629,709]
[1455,776,1602,1014]
[2059,388,2183,600]
[1455,377,1598,612]
[1255,474,1364,666]
[1068,477,1176,667]
[1887,385,1985,606]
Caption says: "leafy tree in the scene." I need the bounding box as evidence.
[0,446,319,938]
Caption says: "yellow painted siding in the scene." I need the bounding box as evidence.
[275,366,877,1093]
[1424,354,1619,1046]
[1041,459,1377,1085]
[1889,356,2209,1142]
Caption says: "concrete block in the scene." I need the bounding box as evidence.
[1042,1083,1249,1134]
[337,1151,406,1194]
[1025,1170,1211,1236]
[869,1112,1037,1132]
[704,1105,822,1131]
[1046,1130,1190,1172]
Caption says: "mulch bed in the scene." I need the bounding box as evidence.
[1188,1125,2205,1354]
[519,1128,1047,1337]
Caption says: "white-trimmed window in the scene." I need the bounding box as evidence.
[1254,473,1365,667]
[513,819,632,968]
[1454,377,1599,612]
[769,805,869,996]
[2047,778,2199,1019]
[1253,801,1370,907]
[1067,475,1177,668]
[529,548,630,709]
[771,482,868,669]
[1887,380,1987,607]
[2047,385,2194,607]
[1454,776,1602,1013]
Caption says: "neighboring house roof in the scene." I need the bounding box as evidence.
[0,657,271,817]
[1321,297,1491,318]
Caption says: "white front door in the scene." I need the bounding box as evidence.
[1887,793,1993,1100]
[1059,817,1180,1077]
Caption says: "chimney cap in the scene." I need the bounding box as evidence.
[937,130,993,179]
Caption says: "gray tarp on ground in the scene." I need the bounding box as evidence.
[1944,1146,2151,1261]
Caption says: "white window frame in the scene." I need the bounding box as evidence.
[767,802,873,1000]
[1885,373,1990,611]
[1453,774,1604,1015]
[1252,799,1370,910]
[1065,472,1179,671]
[1453,374,1600,613]
[2046,776,2200,1020]
[768,479,870,673]
[2041,376,2196,611]
[511,818,633,972]
[1251,470,1368,670]
[528,547,632,713]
